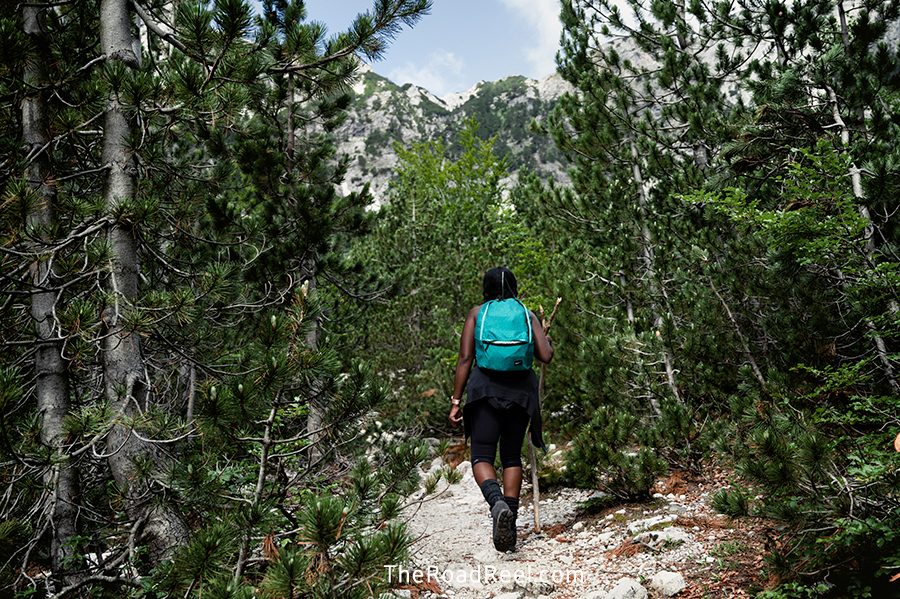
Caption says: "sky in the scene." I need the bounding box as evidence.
[251,0,564,98]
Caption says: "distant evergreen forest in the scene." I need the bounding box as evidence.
[2,0,900,598]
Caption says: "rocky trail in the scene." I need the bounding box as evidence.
[395,443,771,599]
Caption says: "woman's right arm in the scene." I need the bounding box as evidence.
[449,306,479,424]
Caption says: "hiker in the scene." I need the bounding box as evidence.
[448,266,554,551]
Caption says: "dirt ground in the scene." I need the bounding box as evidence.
[399,444,774,599]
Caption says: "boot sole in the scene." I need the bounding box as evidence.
[492,502,516,552]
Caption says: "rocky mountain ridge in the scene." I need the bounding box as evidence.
[335,65,574,204]
[334,10,900,208]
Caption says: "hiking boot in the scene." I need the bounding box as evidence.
[491,500,516,552]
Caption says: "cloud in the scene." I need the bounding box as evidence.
[497,0,563,77]
[387,50,466,97]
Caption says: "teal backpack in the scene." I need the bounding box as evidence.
[475,298,534,371]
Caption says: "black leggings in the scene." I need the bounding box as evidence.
[468,399,530,469]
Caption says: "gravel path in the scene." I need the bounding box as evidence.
[399,455,767,599]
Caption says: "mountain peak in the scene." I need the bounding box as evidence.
[336,68,572,205]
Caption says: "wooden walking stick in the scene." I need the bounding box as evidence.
[528,297,561,534]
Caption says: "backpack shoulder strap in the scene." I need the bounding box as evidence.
[515,299,533,341]
[478,301,493,341]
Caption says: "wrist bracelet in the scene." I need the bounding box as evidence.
[450,397,461,406]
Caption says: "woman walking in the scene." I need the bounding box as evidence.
[448,267,554,551]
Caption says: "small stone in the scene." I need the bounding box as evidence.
[392,590,413,599]
[495,593,523,599]
[598,531,617,544]
[634,527,691,547]
[606,577,648,599]
[626,514,677,535]
[473,548,498,563]
[650,571,687,597]
[525,578,556,595]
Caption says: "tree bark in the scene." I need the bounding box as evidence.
[23,2,81,586]
[99,0,188,564]
[302,262,325,464]
[825,83,900,394]
[630,138,680,408]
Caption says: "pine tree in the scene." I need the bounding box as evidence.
[20,1,81,584]
[0,0,434,593]
[514,0,746,481]
[536,0,747,415]
[679,0,900,591]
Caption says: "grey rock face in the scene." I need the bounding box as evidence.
[335,65,574,206]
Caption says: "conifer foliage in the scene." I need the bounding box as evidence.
[522,0,900,593]
[0,0,432,596]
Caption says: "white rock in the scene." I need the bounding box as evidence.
[634,527,691,547]
[606,578,648,599]
[524,578,556,595]
[650,571,687,597]
[392,590,413,599]
[495,593,523,599]
[598,531,618,544]
[583,592,607,599]
[626,514,677,535]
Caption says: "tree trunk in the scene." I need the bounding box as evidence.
[630,138,681,408]
[99,0,188,564]
[825,83,900,394]
[23,2,81,586]
[302,261,325,464]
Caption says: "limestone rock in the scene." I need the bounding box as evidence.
[626,514,677,535]
[606,578,648,599]
[650,571,687,596]
[634,527,692,547]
